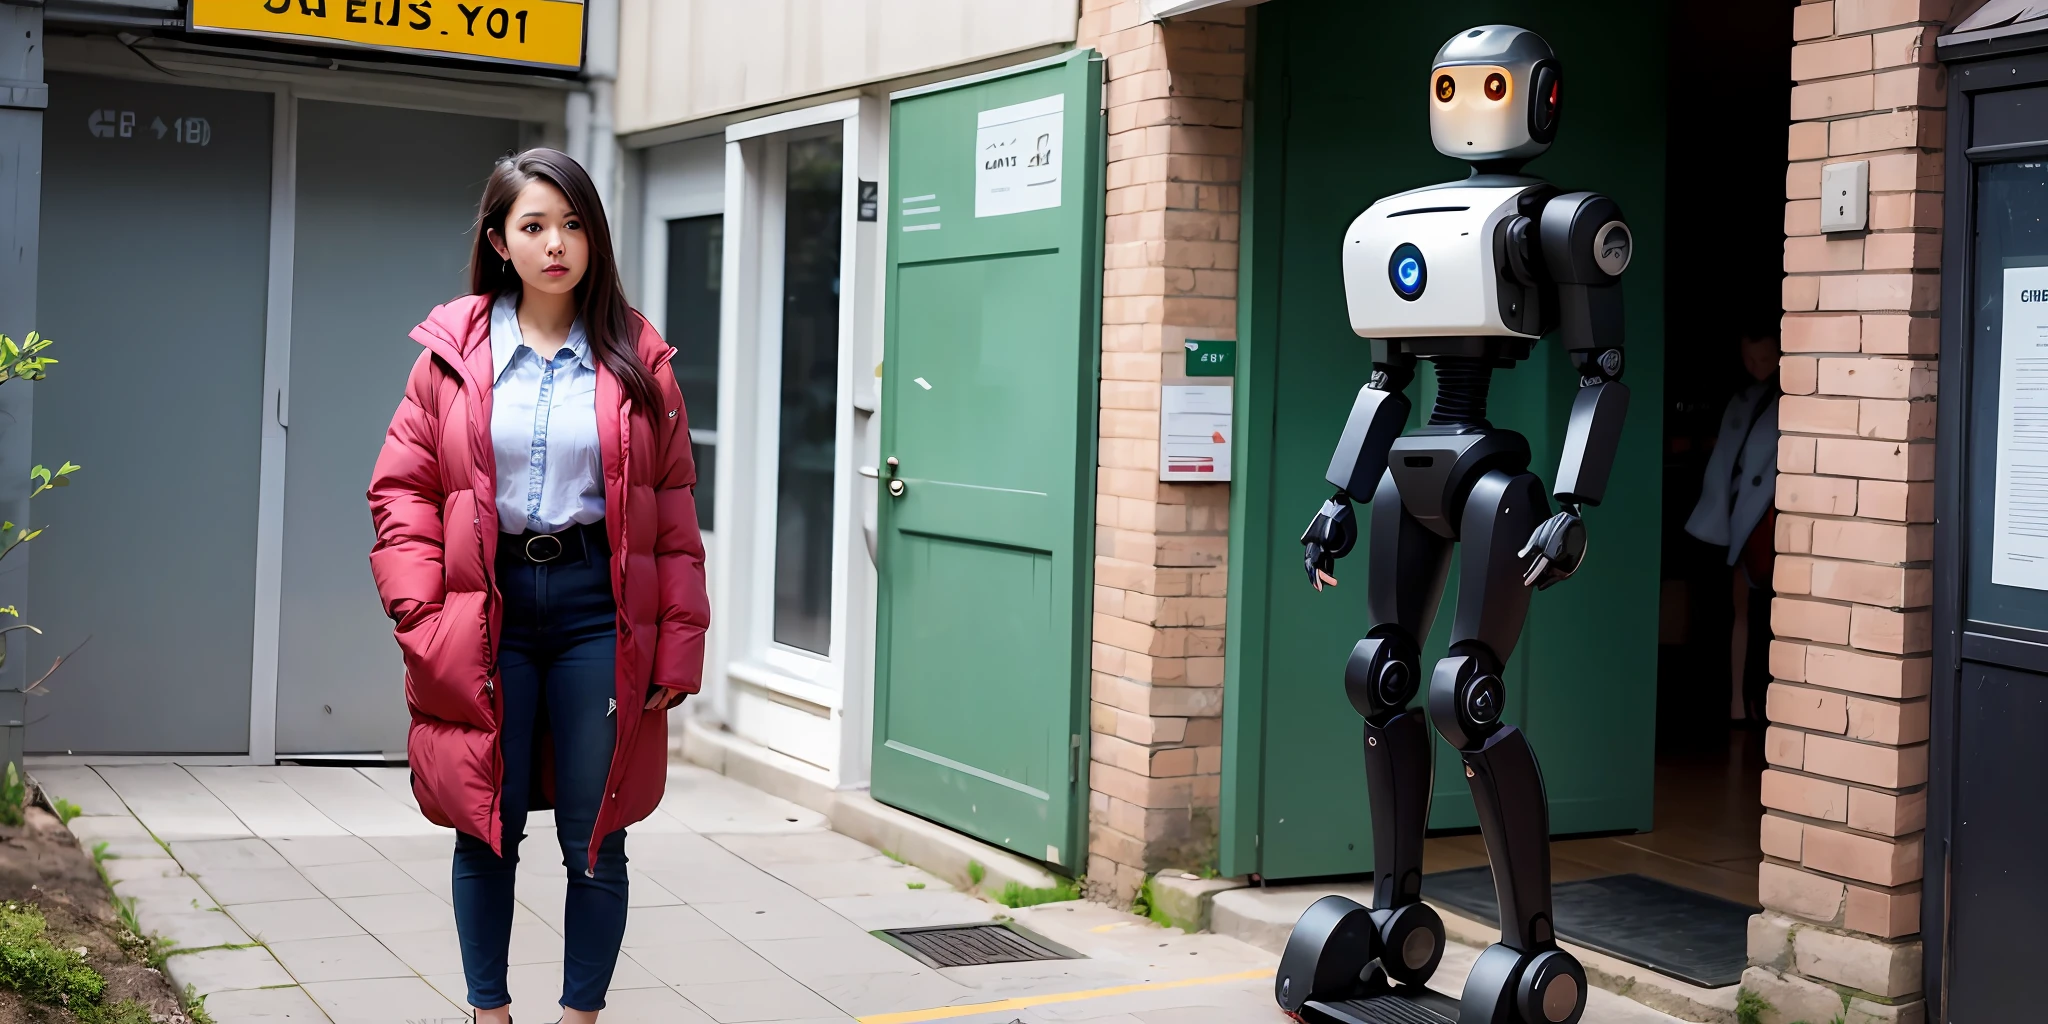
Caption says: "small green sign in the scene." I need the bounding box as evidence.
[1185,339,1236,377]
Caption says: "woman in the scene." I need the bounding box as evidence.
[367,148,708,1024]
[1685,329,1780,723]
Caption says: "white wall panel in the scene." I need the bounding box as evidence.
[616,0,1076,134]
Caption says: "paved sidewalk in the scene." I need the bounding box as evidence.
[33,762,1686,1024]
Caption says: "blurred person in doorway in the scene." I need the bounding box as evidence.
[367,148,709,1024]
[1686,328,1782,723]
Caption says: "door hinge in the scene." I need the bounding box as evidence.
[1069,733,1081,783]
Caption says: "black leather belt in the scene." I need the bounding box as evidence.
[501,522,606,565]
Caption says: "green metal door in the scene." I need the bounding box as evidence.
[871,51,1104,871]
[1223,0,1667,880]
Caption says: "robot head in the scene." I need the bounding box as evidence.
[1429,25,1562,167]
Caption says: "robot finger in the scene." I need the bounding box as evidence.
[1318,569,1340,588]
[1522,553,1550,589]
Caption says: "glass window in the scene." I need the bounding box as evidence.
[772,136,843,655]
[1968,161,2048,632]
[665,214,721,531]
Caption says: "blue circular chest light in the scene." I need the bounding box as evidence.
[1388,243,1427,301]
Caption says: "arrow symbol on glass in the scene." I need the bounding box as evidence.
[151,117,168,139]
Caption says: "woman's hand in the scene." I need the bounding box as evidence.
[644,686,688,711]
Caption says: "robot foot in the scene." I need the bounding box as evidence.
[1299,988,1463,1024]
[1277,897,1450,1021]
[1456,943,1588,1024]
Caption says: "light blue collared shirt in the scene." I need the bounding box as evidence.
[489,293,605,535]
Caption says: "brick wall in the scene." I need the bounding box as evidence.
[1754,2,1946,1021]
[1076,0,1245,905]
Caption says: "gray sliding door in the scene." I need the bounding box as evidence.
[274,100,519,755]
[32,74,273,754]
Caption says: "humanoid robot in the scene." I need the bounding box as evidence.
[1272,25,1632,1024]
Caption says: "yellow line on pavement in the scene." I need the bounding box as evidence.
[854,968,1276,1024]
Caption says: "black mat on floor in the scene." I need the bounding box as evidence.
[1422,867,1754,988]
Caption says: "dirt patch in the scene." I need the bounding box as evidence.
[0,804,193,1024]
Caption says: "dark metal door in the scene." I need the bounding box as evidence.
[1932,37,2048,1022]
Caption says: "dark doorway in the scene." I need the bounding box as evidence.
[1648,0,1796,905]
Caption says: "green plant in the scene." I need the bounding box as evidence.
[1736,986,1772,1024]
[880,849,907,865]
[0,332,82,794]
[0,900,106,1009]
[77,999,157,1024]
[966,860,986,887]
[183,983,216,1024]
[0,332,58,385]
[1131,877,1174,927]
[993,877,1080,909]
[51,798,81,825]
[90,841,114,866]
[0,762,24,828]
[905,882,925,890]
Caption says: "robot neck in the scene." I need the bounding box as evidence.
[1428,357,1494,429]
[1466,158,1531,179]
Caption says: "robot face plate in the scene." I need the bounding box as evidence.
[1428,25,1560,165]
[1430,64,1524,159]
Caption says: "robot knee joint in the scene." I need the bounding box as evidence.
[1344,627,1422,721]
[1427,644,1507,749]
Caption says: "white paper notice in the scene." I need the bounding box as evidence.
[1160,385,1233,482]
[975,94,1063,218]
[1993,265,2048,589]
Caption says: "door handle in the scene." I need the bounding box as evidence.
[881,456,905,497]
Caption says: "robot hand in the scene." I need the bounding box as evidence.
[1300,493,1358,591]
[1519,507,1587,591]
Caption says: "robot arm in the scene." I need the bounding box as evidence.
[1302,343,1416,589]
[1521,192,1632,589]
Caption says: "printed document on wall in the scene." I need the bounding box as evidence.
[1993,265,2048,590]
[1160,385,1232,482]
[975,95,1063,218]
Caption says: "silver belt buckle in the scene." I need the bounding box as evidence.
[525,533,564,563]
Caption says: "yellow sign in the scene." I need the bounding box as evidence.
[189,0,585,72]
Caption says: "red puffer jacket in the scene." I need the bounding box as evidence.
[366,293,708,866]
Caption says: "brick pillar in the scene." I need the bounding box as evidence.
[1754,2,1944,1021]
[1076,1,1245,905]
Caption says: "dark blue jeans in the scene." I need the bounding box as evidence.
[454,524,629,1013]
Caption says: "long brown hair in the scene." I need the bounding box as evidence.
[470,148,662,414]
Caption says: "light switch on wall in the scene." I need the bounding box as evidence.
[1820,160,1869,234]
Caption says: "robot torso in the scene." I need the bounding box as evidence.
[1342,179,1559,352]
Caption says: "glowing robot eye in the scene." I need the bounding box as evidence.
[1435,74,1455,103]
[1485,73,1508,101]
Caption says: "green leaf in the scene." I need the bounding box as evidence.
[29,466,48,487]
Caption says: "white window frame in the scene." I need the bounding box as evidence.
[712,96,882,780]
[635,134,729,719]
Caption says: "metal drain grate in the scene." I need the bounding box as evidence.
[875,922,1080,969]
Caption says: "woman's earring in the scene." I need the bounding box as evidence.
[502,259,511,275]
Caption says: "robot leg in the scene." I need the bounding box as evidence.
[1425,469,1587,1024]
[1277,470,1452,1013]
